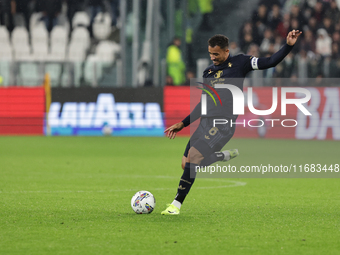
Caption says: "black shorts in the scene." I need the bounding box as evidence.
[183,117,235,158]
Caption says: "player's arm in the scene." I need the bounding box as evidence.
[251,30,302,70]
[164,102,201,139]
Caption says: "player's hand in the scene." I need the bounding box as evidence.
[164,122,184,139]
[286,30,302,46]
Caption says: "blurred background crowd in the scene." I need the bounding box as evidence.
[237,0,340,82]
[0,0,339,87]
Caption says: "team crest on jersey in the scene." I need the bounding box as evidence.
[214,70,223,78]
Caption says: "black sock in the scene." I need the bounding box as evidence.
[200,152,224,167]
[174,163,198,204]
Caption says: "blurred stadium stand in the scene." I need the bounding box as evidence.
[1,0,340,87]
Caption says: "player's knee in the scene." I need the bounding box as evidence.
[188,147,204,165]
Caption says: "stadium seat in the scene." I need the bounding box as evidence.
[32,43,49,62]
[0,26,10,46]
[95,41,120,66]
[0,44,13,61]
[49,44,67,62]
[67,41,86,62]
[72,12,90,28]
[57,11,70,35]
[84,54,103,86]
[70,27,90,50]
[50,26,68,48]
[67,42,86,87]
[12,27,30,49]
[14,44,31,62]
[93,12,112,40]
[29,12,44,32]
[31,25,49,47]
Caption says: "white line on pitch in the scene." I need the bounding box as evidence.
[0,175,246,194]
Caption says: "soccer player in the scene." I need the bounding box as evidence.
[161,30,302,215]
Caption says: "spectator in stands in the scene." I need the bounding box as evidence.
[322,16,335,35]
[329,42,340,77]
[165,75,174,86]
[334,20,340,32]
[275,52,296,78]
[244,0,340,79]
[283,0,304,14]
[252,4,268,38]
[259,0,281,9]
[260,28,274,53]
[332,30,340,45]
[289,18,300,32]
[301,29,316,53]
[88,0,106,23]
[277,13,291,39]
[308,16,319,35]
[331,42,340,58]
[308,55,323,78]
[326,0,340,23]
[183,70,195,86]
[274,35,284,52]
[252,4,268,25]
[290,4,307,27]
[166,37,185,86]
[312,1,325,22]
[88,0,106,36]
[240,33,253,54]
[295,49,309,83]
[0,0,15,32]
[316,28,332,57]
[289,18,302,53]
[239,21,261,48]
[239,21,251,43]
[247,43,260,57]
[267,4,281,31]
[229,41,241,55]
[197,0,214,31]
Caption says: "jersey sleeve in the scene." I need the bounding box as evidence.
[246,44,294,71]
[241,55,256,74]
[181,101,201,127]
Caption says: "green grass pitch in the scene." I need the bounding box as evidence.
[0,136,339,255]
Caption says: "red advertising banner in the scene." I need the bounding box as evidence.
[164,86,340,140]
[0,87,45,135]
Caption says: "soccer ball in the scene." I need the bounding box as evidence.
[131,191,156,214]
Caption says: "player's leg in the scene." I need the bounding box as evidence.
[161,145,204,215]
[181,156,187,170]
[199,121,238,166]
[161,126,204,215]
[200,149,239,166]
[181,139,191,170]
[162,118,238,215]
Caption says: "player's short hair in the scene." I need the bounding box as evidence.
[208,35,229,49]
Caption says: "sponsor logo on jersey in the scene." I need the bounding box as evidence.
[214,70,223,78]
